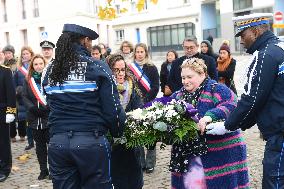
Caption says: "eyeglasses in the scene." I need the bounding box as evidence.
[113,68,126,74]
[123,45,130,48]
[183,45,196,50]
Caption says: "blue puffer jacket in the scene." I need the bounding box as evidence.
[14,62,29,121]
[225,31,284,140]
[43,43,126,137]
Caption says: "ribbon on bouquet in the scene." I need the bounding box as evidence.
[143,96,199,123]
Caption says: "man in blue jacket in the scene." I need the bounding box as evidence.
[168,35,218,93]
[43,24,126,189]
[206,13,284,188]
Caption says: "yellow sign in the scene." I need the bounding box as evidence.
[273,24,284,28]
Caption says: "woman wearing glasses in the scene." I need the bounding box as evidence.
[108,54,144,189]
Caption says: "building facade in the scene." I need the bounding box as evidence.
[0,0,111,54]
[0,0,281,55]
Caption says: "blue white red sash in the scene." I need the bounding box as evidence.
[128,62,151,92]
[18,65,28,76]
[29,78,47,106]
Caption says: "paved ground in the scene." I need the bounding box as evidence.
[2,55,267,189]
[1,126,264,189]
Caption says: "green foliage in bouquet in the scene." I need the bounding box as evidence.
[122,99,199,149]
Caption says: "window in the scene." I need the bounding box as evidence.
[184,0,190,4]
[39,27,46,41]
[33,0,39,17]
[21,0,26,19]
[21,29,28,46]
[115,4,120,14]
[2,0,7,22]
[147,22,195,52]
[115,30,124,43]
[233,0,252,11]
[5,32,9,44]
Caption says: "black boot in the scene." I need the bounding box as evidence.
[38,170,49,180]
[0,174,8,182]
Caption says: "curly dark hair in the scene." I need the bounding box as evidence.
[108,53,142,97]
[49,32,85,86]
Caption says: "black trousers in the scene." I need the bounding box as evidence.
[262,135,284,189]
[111,144,143,189]
[48,132,112,189]
[0,113,12,176]
[10,120,26,138]
[32,128,49,172]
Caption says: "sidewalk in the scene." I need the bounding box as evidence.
[2,126,263,189]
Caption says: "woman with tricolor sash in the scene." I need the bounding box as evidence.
[129,43,159,174]
[22,54,50,180]
[13,46,34,148]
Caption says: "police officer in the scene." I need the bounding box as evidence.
[40,40,55,63]
[0,64,16,182]
[205,13,284,188]
[43,24,126,189]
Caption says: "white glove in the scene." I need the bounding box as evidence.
[206,122,230,135]
[6,114,15,123]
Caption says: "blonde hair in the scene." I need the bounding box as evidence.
[17,46,34,67]
[180,58,208,77]
[119,41,134,53]
[134,43,153,66]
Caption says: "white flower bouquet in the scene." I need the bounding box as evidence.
[122,96,200,148]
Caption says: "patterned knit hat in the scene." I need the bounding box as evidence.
[219,45,230,54]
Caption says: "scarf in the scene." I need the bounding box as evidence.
[117,78,133,110]
[169,77,209,173]
[135,58,151,67]
[217,56,232,84]
[32,71,42,80]
[181,77,209,106]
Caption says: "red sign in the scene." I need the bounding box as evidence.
[275,11,283,21]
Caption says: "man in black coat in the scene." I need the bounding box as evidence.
[168,36,218,93]
[206,13,284,188]
[0,64,16,182]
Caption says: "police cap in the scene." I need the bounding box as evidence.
[62,24,99,40]
[40,40,55,48]
[233,13,273,37]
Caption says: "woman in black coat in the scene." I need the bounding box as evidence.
[22,54,50,180]
[217,45,237,95]
[108,54,143,189]
[160,50,178,96]
[129,43,159,173]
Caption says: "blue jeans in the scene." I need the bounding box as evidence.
[262,135,284,189]
[26,127,34,146]
[48,131,112,189]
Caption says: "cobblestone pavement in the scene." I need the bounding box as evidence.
[1,127,264,189]
[1,55,266,189]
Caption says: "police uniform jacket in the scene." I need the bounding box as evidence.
[0,65,16,122]
[225,31,284,140]
[22,76,49,130]
[43,43,126,137]
[168,53,218,93]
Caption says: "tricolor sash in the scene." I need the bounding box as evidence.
[29,78,47,106]
[129,62,151,92]
[18,66,28,76]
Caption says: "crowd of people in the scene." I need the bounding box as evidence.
[0,12,284,189]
